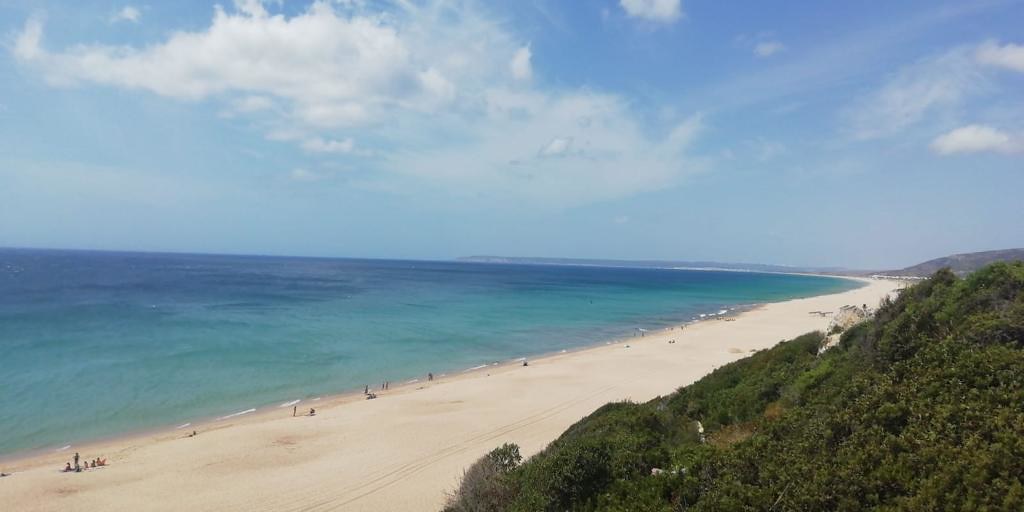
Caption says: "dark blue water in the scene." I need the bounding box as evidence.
[0,249,859,457]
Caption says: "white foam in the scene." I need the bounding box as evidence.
[561,349,567,353]
[312,397,321,401]
[513,357,526,362]
[175,423,191,429]
[218,408,256,420]
[405,379,419,384]
[463,364,488,372]
[279,400,301,408]
[56,445,71,452]
[718,309,728,315]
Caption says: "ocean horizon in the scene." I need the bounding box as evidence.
[0,248,860,458]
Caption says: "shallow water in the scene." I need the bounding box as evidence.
[0,249,858,456]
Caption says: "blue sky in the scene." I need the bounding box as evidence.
[0,0,1022,269]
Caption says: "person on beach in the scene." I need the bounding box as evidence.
[64,462,72,472]
[293,405,297,417]
[364,385,369,394]
[309,408,316,416]
[428,372,433,381]
[73,452,80,471]
[90,460,96,469]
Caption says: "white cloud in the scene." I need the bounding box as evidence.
[975,41,1024,73]
[510,46,532,81]
[844,46,987,139]
[13,16,43,61]
[13,2,471,127]
[12,0,707,206]
[112,6,141,24]
[613,215,630,225]
[754,41,784,57]
[930,124,1022,155]
[385,90,706,205]
[302,137,355,154]
[619,0,682,24]
[288,168,322,181]
[539,136,571,156]
[233,95,274,113]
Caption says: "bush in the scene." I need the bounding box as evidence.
[444,263,1024,511]
[444,444,522,512]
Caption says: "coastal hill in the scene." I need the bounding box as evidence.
[878,248,1024,277]
[445,262,1024,510]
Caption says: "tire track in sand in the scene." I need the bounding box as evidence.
[271,384,619,512]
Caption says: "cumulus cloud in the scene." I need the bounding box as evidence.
[619,0,682,24]
[754,41,784,57]
[111,6,141,24]
[12,0,707,206]
[975,41,1024,73]
[13,1,472,127]
[930,124,1022,155]
[510,46,532,81]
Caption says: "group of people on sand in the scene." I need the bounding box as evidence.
[63,452,106,473]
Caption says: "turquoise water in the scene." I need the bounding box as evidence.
[0,249,859,457]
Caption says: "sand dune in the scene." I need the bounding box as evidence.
[0,278,899,511]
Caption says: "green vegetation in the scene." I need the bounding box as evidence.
[445,262,1024,511]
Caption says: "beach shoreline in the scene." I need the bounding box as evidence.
[0,299,766,468]
[0,276,898,511]
[0,273,847,465]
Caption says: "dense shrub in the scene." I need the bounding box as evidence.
[444,444,523,512]
[446,262,1024,511]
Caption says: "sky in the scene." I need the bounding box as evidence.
[0,0,1022,269]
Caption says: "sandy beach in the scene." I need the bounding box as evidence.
[0,278,900,511]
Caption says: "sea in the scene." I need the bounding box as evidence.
[0,248,860,458]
